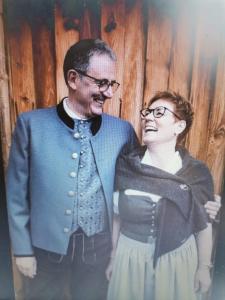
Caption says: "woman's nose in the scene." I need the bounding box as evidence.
[146,110,155,120]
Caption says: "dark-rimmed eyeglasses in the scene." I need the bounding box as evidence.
[140,106,181,119]
[74,69,120,93]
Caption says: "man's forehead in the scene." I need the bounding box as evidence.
[88,54,116,77]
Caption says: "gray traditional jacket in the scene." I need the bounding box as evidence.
[6,101,138,256]
[115,145,214,267]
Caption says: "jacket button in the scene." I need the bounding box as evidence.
[63,228,70,233]
[72,153,78,159]
[68,191,75,197]
[74,132,80,139]
[65,209,72,215]
[70,172,77,178]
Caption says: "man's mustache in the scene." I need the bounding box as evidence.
[92,94,107,102]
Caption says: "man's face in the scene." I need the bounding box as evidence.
[73,54,116,118]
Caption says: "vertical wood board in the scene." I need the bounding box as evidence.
[0,0,11,169]
[32,24,56,108]
[55,3,79,102]
[143,5,173,106]
[7,21,36,126]
[121,0,145,136]
[101,0,126,117]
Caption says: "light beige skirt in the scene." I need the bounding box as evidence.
[107,234,201,300]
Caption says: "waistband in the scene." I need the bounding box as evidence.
[121,228,156,244]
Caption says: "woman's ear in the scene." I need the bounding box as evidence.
[175,120,186,135]
[67,69,78,90]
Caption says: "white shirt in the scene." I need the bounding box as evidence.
[63,98,89,120]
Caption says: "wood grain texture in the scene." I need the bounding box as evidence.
[2,2,225,298]
[80,1,100,39]
[80,6,92,39]
[186,9,219,162]
[205,35,225,194]
[101,0,126,117]
[143,5,173,106]
[0,0,11,169]
[55,3,79,102]
[32,24,56,108]
[7,20,36,127]
[168,5,194,98]
[121,0,145,137]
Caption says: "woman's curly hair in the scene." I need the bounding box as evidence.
[148,90,194,143]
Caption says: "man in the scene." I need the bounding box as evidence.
[6,39,138,300]
[6,39,220,300]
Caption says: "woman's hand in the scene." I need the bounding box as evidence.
[105,257,114,281]
[194,265,211,294]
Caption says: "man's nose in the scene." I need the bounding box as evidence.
[102,85,113,98]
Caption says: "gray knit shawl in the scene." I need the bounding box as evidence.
[115,145,214,265]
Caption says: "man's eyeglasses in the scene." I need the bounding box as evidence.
[140,106,181,119]
[74,69,120,93]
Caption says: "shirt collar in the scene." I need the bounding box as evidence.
[63,98,89,120]
[56,97,102,135]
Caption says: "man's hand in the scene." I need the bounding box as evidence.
[205,194,221,220]
[15,256,37,278]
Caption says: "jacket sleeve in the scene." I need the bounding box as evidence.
[118,123,140,158]
[128,123,139,149]
[6,114,34,256]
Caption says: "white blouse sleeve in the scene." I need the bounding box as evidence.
[113,191,120,214]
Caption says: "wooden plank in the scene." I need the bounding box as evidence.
[0,0,11,169]
[7,20,36,127]
[168,5,194,98]
[80,3,92,39]
[32,24,56,108]
[121,0,145,137]
[186,9,219,162]
[55,3,79,102]
[205,37,225,194]
[80,1,100,39]
[101,0,126,117]
[143,4,173,106]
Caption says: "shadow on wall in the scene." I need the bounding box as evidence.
[211,187,225,300]
[0,140,15,300]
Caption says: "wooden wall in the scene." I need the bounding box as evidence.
[2,0,224,193]
[1,0,225,298]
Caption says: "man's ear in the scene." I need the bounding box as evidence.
[175,120,186,135]
[67,69,78,90]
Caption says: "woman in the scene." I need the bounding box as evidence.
[106,91,213,300]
